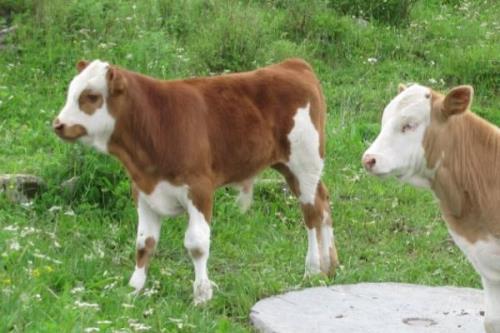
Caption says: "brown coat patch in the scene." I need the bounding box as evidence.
[104,59,326,211]
[78,89,103,115]
[424,91,500,242]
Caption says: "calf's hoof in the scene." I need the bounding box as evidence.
[193,279,214,305]
[485,318,500,333]
[129,267,146,292]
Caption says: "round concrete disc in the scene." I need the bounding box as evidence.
[250,283,484,333]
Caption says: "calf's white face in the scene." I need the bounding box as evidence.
[362,84,434,187]
[53,60,116,153]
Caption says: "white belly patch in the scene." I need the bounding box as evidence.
[139,181,188,217]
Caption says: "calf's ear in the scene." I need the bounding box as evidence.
[76,60,89,73]
[442,85,473,117]
[398,83,407,93]
[106,66,126,95]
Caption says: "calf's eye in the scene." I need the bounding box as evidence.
[87,94,100,103]
[401,123,416,133]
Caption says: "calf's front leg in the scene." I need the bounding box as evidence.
[483,277,500,333]
[129,197,162,292]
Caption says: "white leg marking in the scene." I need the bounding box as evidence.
[129,266,146,292]
[129,197,162,292]
[305,228,321,277]
[483,277,500,333]
[235,179,254,213]
[286,103,323,205]
[319,213,334,273]
[184,200,213,305]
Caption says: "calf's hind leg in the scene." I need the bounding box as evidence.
[273,164,338,277]
[184,186,215,305]
[302,181,338,276]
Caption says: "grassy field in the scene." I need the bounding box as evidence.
[0,0,499,332]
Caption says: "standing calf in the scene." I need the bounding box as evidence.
[53,59,338,304]
[363,84,500,332]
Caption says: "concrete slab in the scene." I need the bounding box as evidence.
[250,283,485,333]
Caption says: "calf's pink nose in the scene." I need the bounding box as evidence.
[53,118,65,132]
[362,154,377,170]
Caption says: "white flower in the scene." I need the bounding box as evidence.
[70,286,85,294]
[33,252,62,265]
[128,319,151,332]
[48,206,62,213]
[367,57,378,64]
[103,281,117,291]
[74,300,100,310]
[84,328,100,333]
[9,241,21,251]
[64,209,76,216]
[3,225,18,232]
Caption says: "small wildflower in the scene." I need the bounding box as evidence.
[128,319,151,332]
[3,225,18,232]
[96,320,113,325]
[48,206,62,213]
[21,201,34,209]
[31,268,41,278]
[64,209,76,216]
[84,328,100,333]
[74,300,100,310]
[428,78,437,84]
[9,241,21,251]
[33,253,62,265]
[367,57,378,64]
[70,285,85,294]
[103,281,117,291]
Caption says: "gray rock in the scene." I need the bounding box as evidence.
[0,174,46,203]
[250,283,484,333]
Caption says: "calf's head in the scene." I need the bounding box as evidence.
[53,60,125,152]
[362,83,473,187]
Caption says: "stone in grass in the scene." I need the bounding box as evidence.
[0,174,46,203]
[250,282,484,333]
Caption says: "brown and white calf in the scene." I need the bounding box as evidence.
[363,84,500,332]
[53,59,338,304]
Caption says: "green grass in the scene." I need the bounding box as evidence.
[0,0,498,332]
